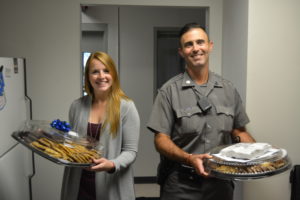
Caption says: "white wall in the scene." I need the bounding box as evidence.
[0,0,82,121]
[223,1,300,199]
[244,0,300,199]
[222,0,248,102]
[222,1,249,199]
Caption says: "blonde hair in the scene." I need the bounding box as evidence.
[84,51,130,137]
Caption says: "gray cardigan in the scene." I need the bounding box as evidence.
[61,95,140,200]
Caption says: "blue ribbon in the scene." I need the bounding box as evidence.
[0,66,5,96]
[50,119,71,132]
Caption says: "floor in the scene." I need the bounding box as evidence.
[135,183,160,199]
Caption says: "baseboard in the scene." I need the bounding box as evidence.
[134,176,157,184]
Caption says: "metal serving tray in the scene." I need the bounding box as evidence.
[206,157,291,180]
[12,130,99,167]
[205,145,292,180]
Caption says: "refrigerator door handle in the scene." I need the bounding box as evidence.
[25,95,32,120]
[24,146,35,200]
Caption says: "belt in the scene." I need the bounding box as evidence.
[176,165,203,182]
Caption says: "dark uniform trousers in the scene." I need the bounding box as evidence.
[160,166,234,200]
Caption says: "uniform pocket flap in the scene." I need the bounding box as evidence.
[175,106,202,118]
[215,106,234,116]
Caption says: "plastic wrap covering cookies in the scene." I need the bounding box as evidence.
[12,120,102,167]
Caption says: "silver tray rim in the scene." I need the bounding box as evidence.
[208,160,292,180]
[12,131,98,168]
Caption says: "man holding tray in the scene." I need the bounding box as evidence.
[147,22,256,200]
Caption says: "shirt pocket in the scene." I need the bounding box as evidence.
[215,106,234,132]
[174,106,205,135]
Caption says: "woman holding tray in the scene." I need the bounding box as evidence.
[61,51,140,200]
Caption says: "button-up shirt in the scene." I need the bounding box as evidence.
[147,71,249,154]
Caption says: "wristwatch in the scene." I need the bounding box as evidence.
[234,136,241,143]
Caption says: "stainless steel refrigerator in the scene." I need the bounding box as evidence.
[0,57,32,200]
[0,57,66,200]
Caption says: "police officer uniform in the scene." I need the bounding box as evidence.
[147,71,249,200]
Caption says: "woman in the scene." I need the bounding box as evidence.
[61,51,140,200]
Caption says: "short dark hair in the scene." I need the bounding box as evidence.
[179,22,207,38]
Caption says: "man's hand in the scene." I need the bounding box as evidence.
[155,132,213,176]
[187,153,212,176]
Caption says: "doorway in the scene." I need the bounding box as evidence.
[80,22,108,95]
[154,28,185,94]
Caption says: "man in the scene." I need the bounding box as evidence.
[147,22,255,200]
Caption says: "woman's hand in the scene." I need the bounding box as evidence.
[89,158,115,173]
